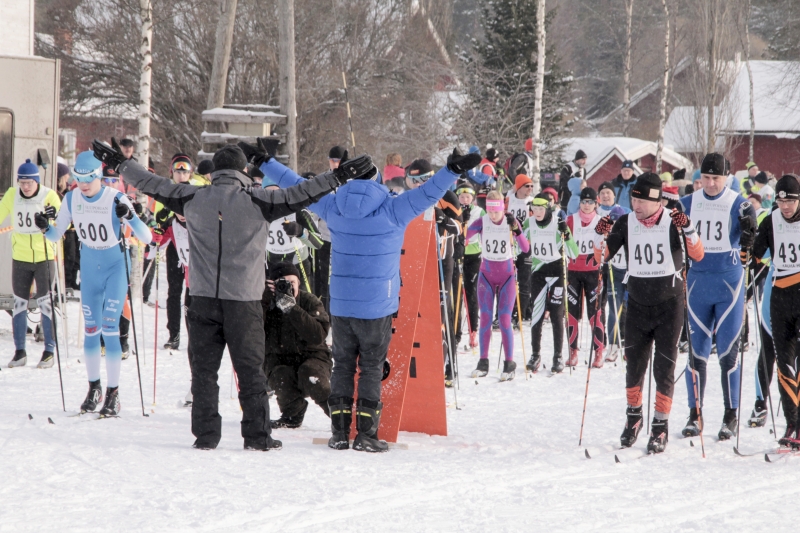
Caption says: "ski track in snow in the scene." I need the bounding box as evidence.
[0,295,793,532]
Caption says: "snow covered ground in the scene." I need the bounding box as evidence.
[0,287,791,533]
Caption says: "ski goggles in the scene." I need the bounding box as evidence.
[531,197,549,210]
[72,168,102,183]
[407,171,434,185]
[172,161,192,172]
[486,199,504,212]
[456,186,476,196]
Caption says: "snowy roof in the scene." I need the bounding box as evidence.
[561,136,693,175]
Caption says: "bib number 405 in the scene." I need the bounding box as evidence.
[633,243,665,265]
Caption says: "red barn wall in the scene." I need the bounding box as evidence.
[729,136,800,176]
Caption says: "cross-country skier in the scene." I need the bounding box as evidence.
[595,173,704,453]
[39,151,152,416]
[752,175,800,447]
[679,152,757,440]
[467,191,530,381]
[506,174,535,323]
[524,193,578,373]
[256,142,481,452]
[566,187,605,368]
[456,183,483,351]
[1,159,61,369]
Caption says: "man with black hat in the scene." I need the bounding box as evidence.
[752,174,800,448]
[595,173,705,453]
[262,262,331,429]
[91,139,371,451]
[565,186,605,368]
[678,152,757,441]
[611,159,638,210]
[558,149,587,212]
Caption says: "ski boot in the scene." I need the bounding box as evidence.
[748,400,768,428]
[34,325,44,343]
[471,358,489,378]
[244,437,282,451]
[778,424,798,449]
[80,380,103,413]
[164,335,180,350]
[681,408,702,437]
[469,331,478,349]
[328,397,353,450]
[678,340,688,353]
[8,349,27,368]
[492,318,499,330]
[605,345,619,363]
[647,419,669,454]
[120,336,130,360]
[499,359,516,381]
[591,347,604,369]
[566,348,579,368]
[526,354,541,373]
[445,361,454,388]
[98,386,120,417]
[551,355,565,374]
[620,406,643,448]
[184,389,193,407]
[271,401,307,429]
[717,408,738,440]
[37,351,54,369]
[353,399,389,453]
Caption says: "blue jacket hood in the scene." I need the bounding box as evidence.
[334,179,389,219]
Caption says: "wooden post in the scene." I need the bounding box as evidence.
[207,0,238,111]
[622,0,634,137]
[278,0,298,170]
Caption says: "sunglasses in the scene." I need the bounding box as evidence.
[521,184,534,189]
[580,199,596,205]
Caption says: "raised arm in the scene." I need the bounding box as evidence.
[118,159,198,216]
[246,171,342,222]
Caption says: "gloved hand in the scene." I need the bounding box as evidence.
[155,208,171,226]
[115,201,133,221]
[446,148,482,174]
[557,215,569,235]
[462,204,472,220]
[506,213,521,235]
[670,209,691,229]
[740,226,755,251]
[238,137,279,167]
[595,215,614,236]
[333,154,375,184]
[434,207,446,224]
[275,292,296,314]
[282,221,303,237]
[132,201,144,217]
[91,138,126,172]
[453,241,465,261]
[34,212,50,231]
[151,227,164,245]
[43,205,57,220]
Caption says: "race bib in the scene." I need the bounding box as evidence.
[267,214,302,255]
[71,187,121,250]
[772,209,800,275]
[481,215,513,262]
[13,186,49,235]
[527,217,560,263]
[573,214,599,256]
[507,194,532,222]
[626,212,675,278]
[690,188,736,253]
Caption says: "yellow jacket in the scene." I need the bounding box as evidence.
[0,185,62,262]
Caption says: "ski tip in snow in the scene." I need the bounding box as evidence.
[584,448,591,459]
[27,414,32,420]
[48,417,54,425]
[614,454,621,463]
[690,440,695,447]
[765,453,772,463]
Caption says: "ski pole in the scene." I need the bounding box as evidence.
[562,227,572,376]
[42,232,65,412]
[434,224,460,400]
[453,269,464,341]
[578,238,606,446]
[510,230,529,380]
[680,231,705,457]
[646,350,653,434]
[292,238,312,293]
[114,199,148,417]
[735,251,752,450]
[54,240,71,361]
[153,248,160,405]
[461,278,477,356]
[752,273,777,437]
[608,265,624,358]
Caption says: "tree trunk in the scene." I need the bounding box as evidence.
[706,0,718,153]
[206,0,238,111]
[278,0,298,171]
[655,0,670,173]
[135,0,153,165]
[743,0,755,162]
[622,0,634,137]
[530,0,546,175]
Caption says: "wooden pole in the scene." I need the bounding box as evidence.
[207,0,238,111]
[278,0,298,170]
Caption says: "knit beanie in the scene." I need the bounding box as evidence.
[631,172,663,202]
[197,160,214,175]
[17,159,40,182]
[212,145,247,172]
[328,146,346,160]
[579,187,597,202]
[515,174,533,190]
[775,174,800,200]
[700,153,727,176]
[270,261,301,281]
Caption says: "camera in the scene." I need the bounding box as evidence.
[275,278,293,296]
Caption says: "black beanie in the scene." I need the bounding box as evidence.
[486,148,498,161]
[754,171,769,185]
[631,172,663,202]
[776,174,800,200]
[248,164,264,179]
[270,261,301,281]
[197,160,214,175]
[579,187,597,202]
[212,145,247,172]
[700,153,727,176]
[406,158,433,176]
[329,145,346,160]
[597,181,615,196]
[575,149,588,161]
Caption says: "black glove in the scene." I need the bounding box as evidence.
[740,227,755,251]
[453,241,465,261]
[670,210,691,229]
[282,221,303,237]
[506,212,521,235]
[739,214,755,234]
[132,201,144,216]
[34,212,50,231]
[44,205,57,220]
[434,207,446,224]
[446,148,482,174]
[332,154,375,184]
[462,204,472,220]
[91,137,126,172]
[557,215,569,235]
[595,215,614,236]
[115,201,133,221]
[275,292,296,314]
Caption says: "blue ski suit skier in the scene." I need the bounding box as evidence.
[679,152,757,440]
[41,151,152,416]
[254,142,482,453]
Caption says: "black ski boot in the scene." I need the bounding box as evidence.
[748,400,768,428]
[8,349,27,368]
[526,354,541,373]
[620,406,643,448]
[551,355,565,374]
[244,435,282,451]
[37,351,54,369]
[681,408,702,437]
[647,419,669,454]
[445,361,454,388]
[120,335,130,360]
[80,380,103,413]
[779,424,798,448]
[471,358,489,378]
[718,408,738,440]
[353,399,389,453]
[500,359,516,381]
[98,386,120,417]
[328,397,353,450]
[270,400,307,429]
[163,335,180,350]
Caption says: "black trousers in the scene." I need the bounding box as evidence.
[770,286,800,425]
[314,241,331,315]
[63,229,80,290]
[624,296,683,417]
[141,244,155,303]
[329,315,393,402]
[440,253,455,366]
[187,296,270,447]
[530,270,565,363]
[514,254,533,321]
[567,269,604,352]
[166,244,184,340]
[461,254,481,334]
[270,358,331,418]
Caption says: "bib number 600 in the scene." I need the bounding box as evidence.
[79,222,109,243]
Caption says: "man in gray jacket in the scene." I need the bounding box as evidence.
[92,140,371,451]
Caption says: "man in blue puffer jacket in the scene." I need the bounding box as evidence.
[246,141,481,453]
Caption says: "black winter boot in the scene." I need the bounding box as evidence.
[353,399,389,453]
[98,386,120,417]
[620,406,643,448]
[271,400,308,429]
[328,397,353,450]
[243,436,282,451]
[163,335,180,350]
[80,380,103,413]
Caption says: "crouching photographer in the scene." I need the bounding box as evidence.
[262,262,332,428]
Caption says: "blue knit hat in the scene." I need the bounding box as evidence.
[17,159,39,182]
[72,151,103,182]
